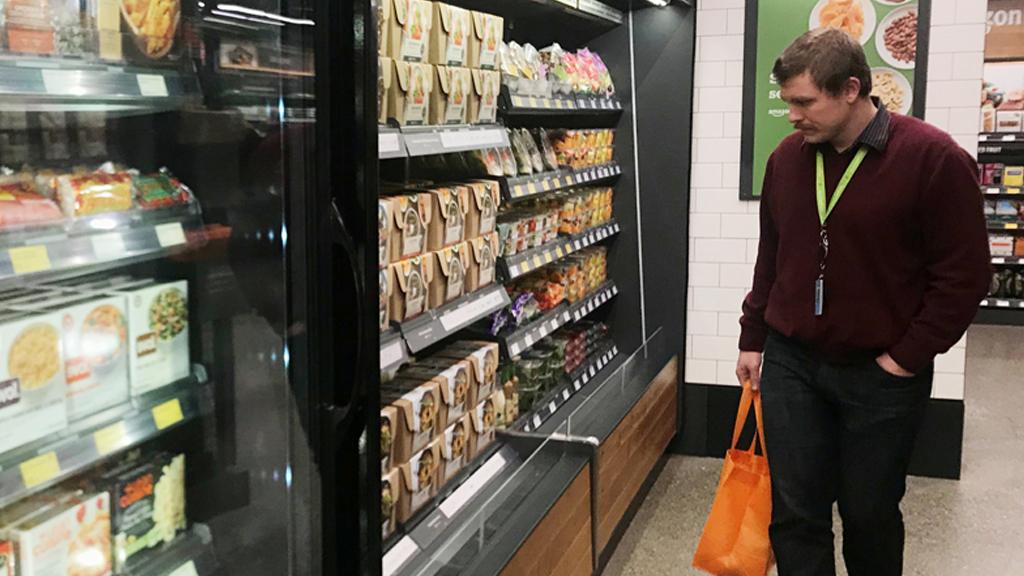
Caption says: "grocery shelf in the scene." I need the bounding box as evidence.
[0,207,204,289]
[980,297,1024,309]
[400,124,510,158]
[502,162,621,201]
[988,222,1024,231]
[500,219,621,281]
[379,126,408,160]
[503,304,573,358]
[569,280,619,322]
[381,328,411,374]
[0,369,209,508]
[0,57,201,113]
[399,284,511,354]
[979,133,1024,158]
[991,256,1024,265]
[975,306,1024,326]
[983,186,1022,196]
[520,343,619,433]
[122,523,219,576]
[501,88,624,117]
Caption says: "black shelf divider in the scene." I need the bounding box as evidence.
[399,284,511,354]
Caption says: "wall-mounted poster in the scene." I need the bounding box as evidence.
[986,0,1024,61]
[740,0,931,199]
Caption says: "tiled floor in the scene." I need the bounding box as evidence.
[603,325,1024,576]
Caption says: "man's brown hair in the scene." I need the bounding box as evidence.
[772,28,872,97]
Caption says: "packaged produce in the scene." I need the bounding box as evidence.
[389,256,432,321]
[499,366,519,424]
[439,415,470,484]
[57,171,133,217]
[388,192,432,261]
[465,232,498,293]
[509,129,533,175]
[96,0,183,63]
[115,280,190,396]
[428,242,469,308]
[387,0,432,62]
[499,146,518,176]
[995,200,1018,222]
[425,186,467,250]
[468,11,502,70]
[397,437,441,523]
[468,69,499,124]
[384,378,442,462]
[390,61,434,126]
[381,405,398,473]
[379,56,393,124]
[430,65,472,125]
[0,182,64,229]
[468,393,497,457]
[430,2,471,67]
[9,492,111,576]
[0,310,68,454]
[105,452,186,571]
[132,172,193,210]
[380,267,392,332]
[382,467,400,539]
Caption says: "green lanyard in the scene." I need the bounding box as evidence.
[815,146,869,226]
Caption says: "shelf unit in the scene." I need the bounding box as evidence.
[983,185,1023,196]
[500,219,621,281]
[992,256,1024,265]
[519,342,620,433]
[502,162,622,202]
[501,89,624,117]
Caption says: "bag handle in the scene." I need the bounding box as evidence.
[730,382,768,458]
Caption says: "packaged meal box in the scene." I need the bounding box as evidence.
[388,192,432,262]
[439,414,470,485]
[425,186,468,251]
[106,452,186,571]
[57,171,133,217]
[390,60,434,126]
[400,360,470,423]
[383,378,442,463]
[463,180,499,238]
[389,256,432,322]
[0,540,12,576]
[117,281,190,396]
[412,356,478,407]
[0,310,68,455]
[469,68,500,124]
[379,56,393,125]
[379,267,392,333]
[381,405,399,474]
[387,0,432,62]
[464,232,498,293]
[0,181,64,230]
[467,11,502,70]
[96,0,184,64]
[397,437,441,524]
[468,394,497,458]
[428,242,468,308]
[378,197,394,267]
[436,341,499,401]
[377,0,391,56]
[382,467,400,539]
[430,65,472,125]
[1004,166,1024,188]
[430,2,470,67]
[9,492,112,576]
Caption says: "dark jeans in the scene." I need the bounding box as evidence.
[760,332,932,576]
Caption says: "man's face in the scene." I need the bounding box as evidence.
[780,72,858,144]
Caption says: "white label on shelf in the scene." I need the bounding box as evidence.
[439,129,504,150]
[997,300,1011,307]
[582,372,590,383]
[562,389,571,401]
[167,561,199,576]
[439,289,505,331]
[90,232,127,260]
[438,452,508,517]
[586,302,594,314]
[379,132,401,154]
[554,0,577,6]
[1003,134,1016,142]
[589,365,597,377]
[548,401,558,414]
[41,69,83,96]
[137,74,169,97]
[510,342,521,356]
[524,334,535,348]
[574,380,581,390]
[574,240,583,251]
[538,326,548,339]
[383,537,420,576]
[533,414,543,428]
[988,188,1001,195]
[155,222,187,247]
[994,257,1006,264]
[563,312,571,323]
[381,339,405,370]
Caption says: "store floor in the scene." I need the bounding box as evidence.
[603,325,1024,576]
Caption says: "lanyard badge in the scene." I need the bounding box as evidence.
[814,146,868,317]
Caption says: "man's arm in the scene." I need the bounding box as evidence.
[887,145,992,374]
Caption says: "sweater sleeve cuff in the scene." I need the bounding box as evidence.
[738,325,767,353]
[887,342,934,375]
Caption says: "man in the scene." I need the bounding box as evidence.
[735,29,991,576]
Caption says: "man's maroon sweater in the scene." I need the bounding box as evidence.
[739,112,991,373]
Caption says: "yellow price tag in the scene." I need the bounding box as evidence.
[1009,188,1021,195]
[9,245,51,275]
[20,452,60,489]
[0,193,14,201]
[152,399,184,430]
[553,177,563,188]
[532,255,542,269]
[555,246,565,258]
[541,179,552,192]
[93,422,127,456]
[527,182,538,195]
[1007,223,1019,230]
[544,251,553,264]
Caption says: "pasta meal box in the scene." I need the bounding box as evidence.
[429,2,471,67]
[425,186,468,251]
[7,492,112,576]
[389,256,432,322]
[397,437,441,524]
[382,467,401,539]
[428,242,469,308]
[468,68,500,124]
[468,394,497,458]
[108,281,190,397]
[382,379,442,463]
[467,11,502,70]
[390,60,434,126]
[399,360,470,423]
[464,232,498,293]
[435,341,499,401]
[388,192,432,262]
[381,405,399,474]
[463,180,500,238]
[0,310,68,455]
[439,414,470,484]
[430,65,472,125]
[387,0,432,63]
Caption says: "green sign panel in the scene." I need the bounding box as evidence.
[742,0,926,199]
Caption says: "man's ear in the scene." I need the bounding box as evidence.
[845,77,863,104]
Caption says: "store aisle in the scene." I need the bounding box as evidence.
[603,325,1024,576]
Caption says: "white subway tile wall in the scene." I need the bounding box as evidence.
[686,0,986,400]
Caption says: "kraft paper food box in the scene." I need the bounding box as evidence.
[377,0,391,56]
[380,267,392,333]
[411,356,479,407]
[105,452,186,571]
[468,394,497,458]
[387,0,433,63]
[382,379,442,463]
[0,309,68,455]
[379,56,394,125]
[108,281,190,397]
[390,60,434,126]
[439,414,470,485]
[468,11,502,70]
[428,242,469,308]
[425,186,468,251]
[464,232,498,293]
[9,492,112,576]
[381,405,399,474]
[400,360,471,423]
[436,341,499,400]
[379,197,394,267]
[388,192,432,262]
[389,256,432,322]
[469,68,500,124]
[430,2,471,67]
[463,180,500,239]
[430,65,472,125]
[382,467,401,539]
[397,437,441,524]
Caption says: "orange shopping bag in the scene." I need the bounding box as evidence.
[692,383,774,576]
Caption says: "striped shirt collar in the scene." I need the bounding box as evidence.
[807,97,892,153]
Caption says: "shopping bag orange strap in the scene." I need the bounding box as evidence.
[730,383,768,459]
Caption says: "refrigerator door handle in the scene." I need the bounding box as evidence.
[329,199,365,410]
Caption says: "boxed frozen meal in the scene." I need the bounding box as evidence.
[383,379,441,463]
[120,281,190,396]
[439,414,470,484]
[467,11,502,70]
[387,0,432,62]
[463,180,500,238]
[464,232,498,293]
[390,60,434,126]
[389,256,432,322]
[400,360,471,423]
[56,171,133,217]
[382,467,400,539]
[468,68,500,124]
[436,341,499,401]
[381,405,399,473]
[0,310,68,455]
[388,192,432,262]
[425,186,468,251]
[468,394,497,458]
[380,267,392,333]
[379,56,394,125]
[9,492,112,576]
[430,3,470,67]
[105,453,186,571]
[397,437,441,523]
[96,0,184,64]
[430,65,472,125]
[428,242,469,308]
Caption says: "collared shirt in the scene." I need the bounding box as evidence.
[739,110,991,372]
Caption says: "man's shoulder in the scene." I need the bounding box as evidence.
[890,113,963,155]
[770,131,807,161]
